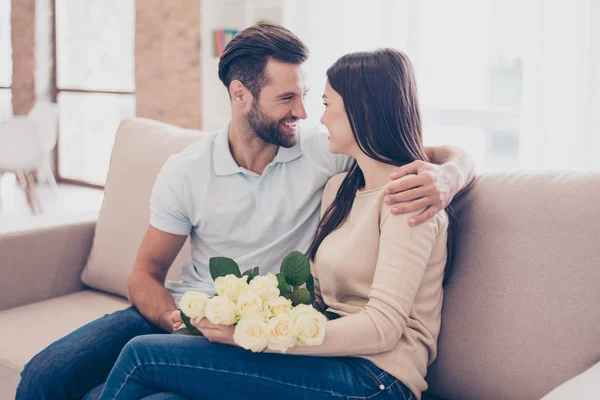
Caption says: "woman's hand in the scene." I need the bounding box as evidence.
[192,317,237,346]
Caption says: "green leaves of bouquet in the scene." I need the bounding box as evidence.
[176,251,325,335]
[210,251,314,305]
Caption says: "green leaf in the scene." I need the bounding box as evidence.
[209,257,241,280]
[291,288,311,306]
[323,311,341,321]
[179,309,203,336]
[281,251,310,287]
[172,327,198,335]
[276,273,290,297]
[242,267,260,283]
[306,274,315,304]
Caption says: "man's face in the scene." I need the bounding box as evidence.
[246,59,308,148]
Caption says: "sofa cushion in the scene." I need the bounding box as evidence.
[81,118,204,298]
[0,290,129,400]
[425,171,600,399]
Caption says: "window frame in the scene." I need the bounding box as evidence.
[52,0,135,189]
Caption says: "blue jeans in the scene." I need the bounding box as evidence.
[15,306,169,400]
[98,335,416,400]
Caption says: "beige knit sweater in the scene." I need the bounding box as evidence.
[285,173,449,399]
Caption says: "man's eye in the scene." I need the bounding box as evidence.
[283,96,293,101]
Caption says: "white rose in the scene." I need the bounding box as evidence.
[288,304,318,321]
[265,296,293,318]
[179,291,210,319]
[234,315,268,352]
[266,313,296,353]
[204,295,239,325]
[214,274,249,302]
[248,273,280,302]
[236,290,264,319]
[292,306,327,346]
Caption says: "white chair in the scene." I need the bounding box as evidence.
[0,102,59,215]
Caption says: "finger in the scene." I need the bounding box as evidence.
[385,175,423,195]
[408,206,440,226]
[173,321,183,330]
[390,197,430,216]
[194,317,204,328]
[389,161,423,180]
[197,317,218,330]
[384,185,435,205]
[172,310,182,322]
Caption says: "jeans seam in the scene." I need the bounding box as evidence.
[121,362,366,399]
[342,361,401,400]
[112,363,145,399]
[352,360,399,392]
[392,380,411,400]
[345,388,397,400]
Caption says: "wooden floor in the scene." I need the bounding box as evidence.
[0,173,104,232]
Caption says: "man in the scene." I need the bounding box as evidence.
[17,24,475,400]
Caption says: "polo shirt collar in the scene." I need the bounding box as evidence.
[213,121,303,176]
[213,124,242,176]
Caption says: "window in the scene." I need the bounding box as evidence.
[411,0,525,171]
[295,0,526,172]
[0,0,12,120]
[55,0,135,186]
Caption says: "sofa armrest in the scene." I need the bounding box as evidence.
[541,361,600,399]
[0,213,97,311]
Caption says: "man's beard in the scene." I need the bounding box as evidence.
[247,100,298,148]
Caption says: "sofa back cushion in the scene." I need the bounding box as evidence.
[81,118,204,298]
[426,171,600,399]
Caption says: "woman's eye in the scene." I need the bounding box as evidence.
[322,102,328,107]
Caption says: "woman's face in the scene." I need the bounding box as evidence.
[320,81,359,157]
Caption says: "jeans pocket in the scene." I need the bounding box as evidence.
[389,380,416,400]
[352,358,398,394]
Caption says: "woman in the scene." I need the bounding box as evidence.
[98,48,449,400]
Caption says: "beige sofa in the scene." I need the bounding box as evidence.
[0,118,598,400]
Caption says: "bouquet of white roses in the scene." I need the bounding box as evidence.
[173,251,336,353]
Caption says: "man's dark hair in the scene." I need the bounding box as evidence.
[218,24,309,98]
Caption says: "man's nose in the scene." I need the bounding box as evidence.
[293,98,307,120]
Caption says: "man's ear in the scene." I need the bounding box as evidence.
[229,80,250,105]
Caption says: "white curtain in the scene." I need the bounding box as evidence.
[520,0,600,170]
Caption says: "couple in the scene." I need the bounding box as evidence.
[17,24,474,400]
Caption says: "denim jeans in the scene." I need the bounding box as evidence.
[98,334,416,400]
[15,306,166,400]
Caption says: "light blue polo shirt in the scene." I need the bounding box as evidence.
[149,123,352,302]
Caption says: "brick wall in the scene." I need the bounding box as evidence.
[11,0,36,116]
[135,1,202,130]
[10,2,203,127]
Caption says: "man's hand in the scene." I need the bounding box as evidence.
[384,160,459,226]
[169,310,184,332]
[193,317,237,346]
[128,226,187,333]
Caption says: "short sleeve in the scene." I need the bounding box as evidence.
[149,156,193,236]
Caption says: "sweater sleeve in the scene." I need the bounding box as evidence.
[284,208,444,357]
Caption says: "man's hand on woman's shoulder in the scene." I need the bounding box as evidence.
[384,160,458,226]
